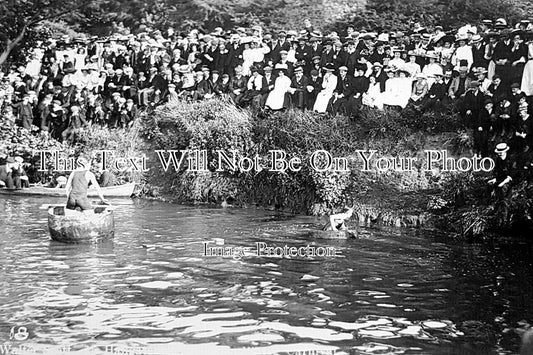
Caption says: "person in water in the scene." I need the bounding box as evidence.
[65,157,107,211]
[323,207,355,231]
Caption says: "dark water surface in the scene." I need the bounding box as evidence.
[0,196,532,354]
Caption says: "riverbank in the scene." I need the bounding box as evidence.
[139,98,530,237]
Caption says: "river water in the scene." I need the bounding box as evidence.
[0,196,532,355]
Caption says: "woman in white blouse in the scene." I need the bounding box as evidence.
[362,76,384,110]
[451,36,473,71]
[313,65,337,113]
[521,34,533,96]
[265,64,292,110]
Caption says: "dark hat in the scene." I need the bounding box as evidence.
[500,28,513,38]
[439,35,455,44]
[212,69,220,74]
[484,31,500,39]
[511,82,521,89]
[250,66,259,73]
[484,97,493,105]
[323,63,335,72]
[310,69,319,76]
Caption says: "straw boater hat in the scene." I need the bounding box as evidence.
[471,34,483,44]
[178,65,191,74]
[495,143,510,153]
[455,34,469,43]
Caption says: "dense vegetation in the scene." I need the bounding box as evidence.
[141,100,456,208]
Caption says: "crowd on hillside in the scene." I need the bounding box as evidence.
[0,17,533,185]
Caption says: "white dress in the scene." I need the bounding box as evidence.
[313,74,337,113]
[265,75,291,110]
[242,48,254,76]
[521,43,533,96]
[362,82,384,110]
[405,62,421,78]
[74,53,87,70]
[382,77,413,108]
[422,63,444,88]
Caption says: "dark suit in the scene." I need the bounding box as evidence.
[493,39,513,86]
[350,76,369,116]
[227,44,243,75]
[270,40,291,64]
[290,74,310,109]
[307,76,322,110]
[328,74,353,115]
[256,74,275,107]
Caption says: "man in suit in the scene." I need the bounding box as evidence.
[327,66,353,115]
[306,69,322,110]
[295,37,312,74]
[461,80,485,129]
[259,66,276,108]
[229,65,248,105]
[226,35,243,76]
[271,31,291,64]
[320,40,334,68]
[277,50,294,77]
[289,66,310,109]
[349,64,370,118]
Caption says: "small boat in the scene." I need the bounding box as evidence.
[0,183,136,198]
[309,229,358,239]
[48,205,115,243]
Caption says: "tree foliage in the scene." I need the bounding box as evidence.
[328,0,531,33]
[0,0,87,67]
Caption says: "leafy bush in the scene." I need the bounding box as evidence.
[141,99,465,214]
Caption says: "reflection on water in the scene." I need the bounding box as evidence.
[0,196,532,354]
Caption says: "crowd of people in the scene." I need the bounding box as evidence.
[0,18,533,182]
